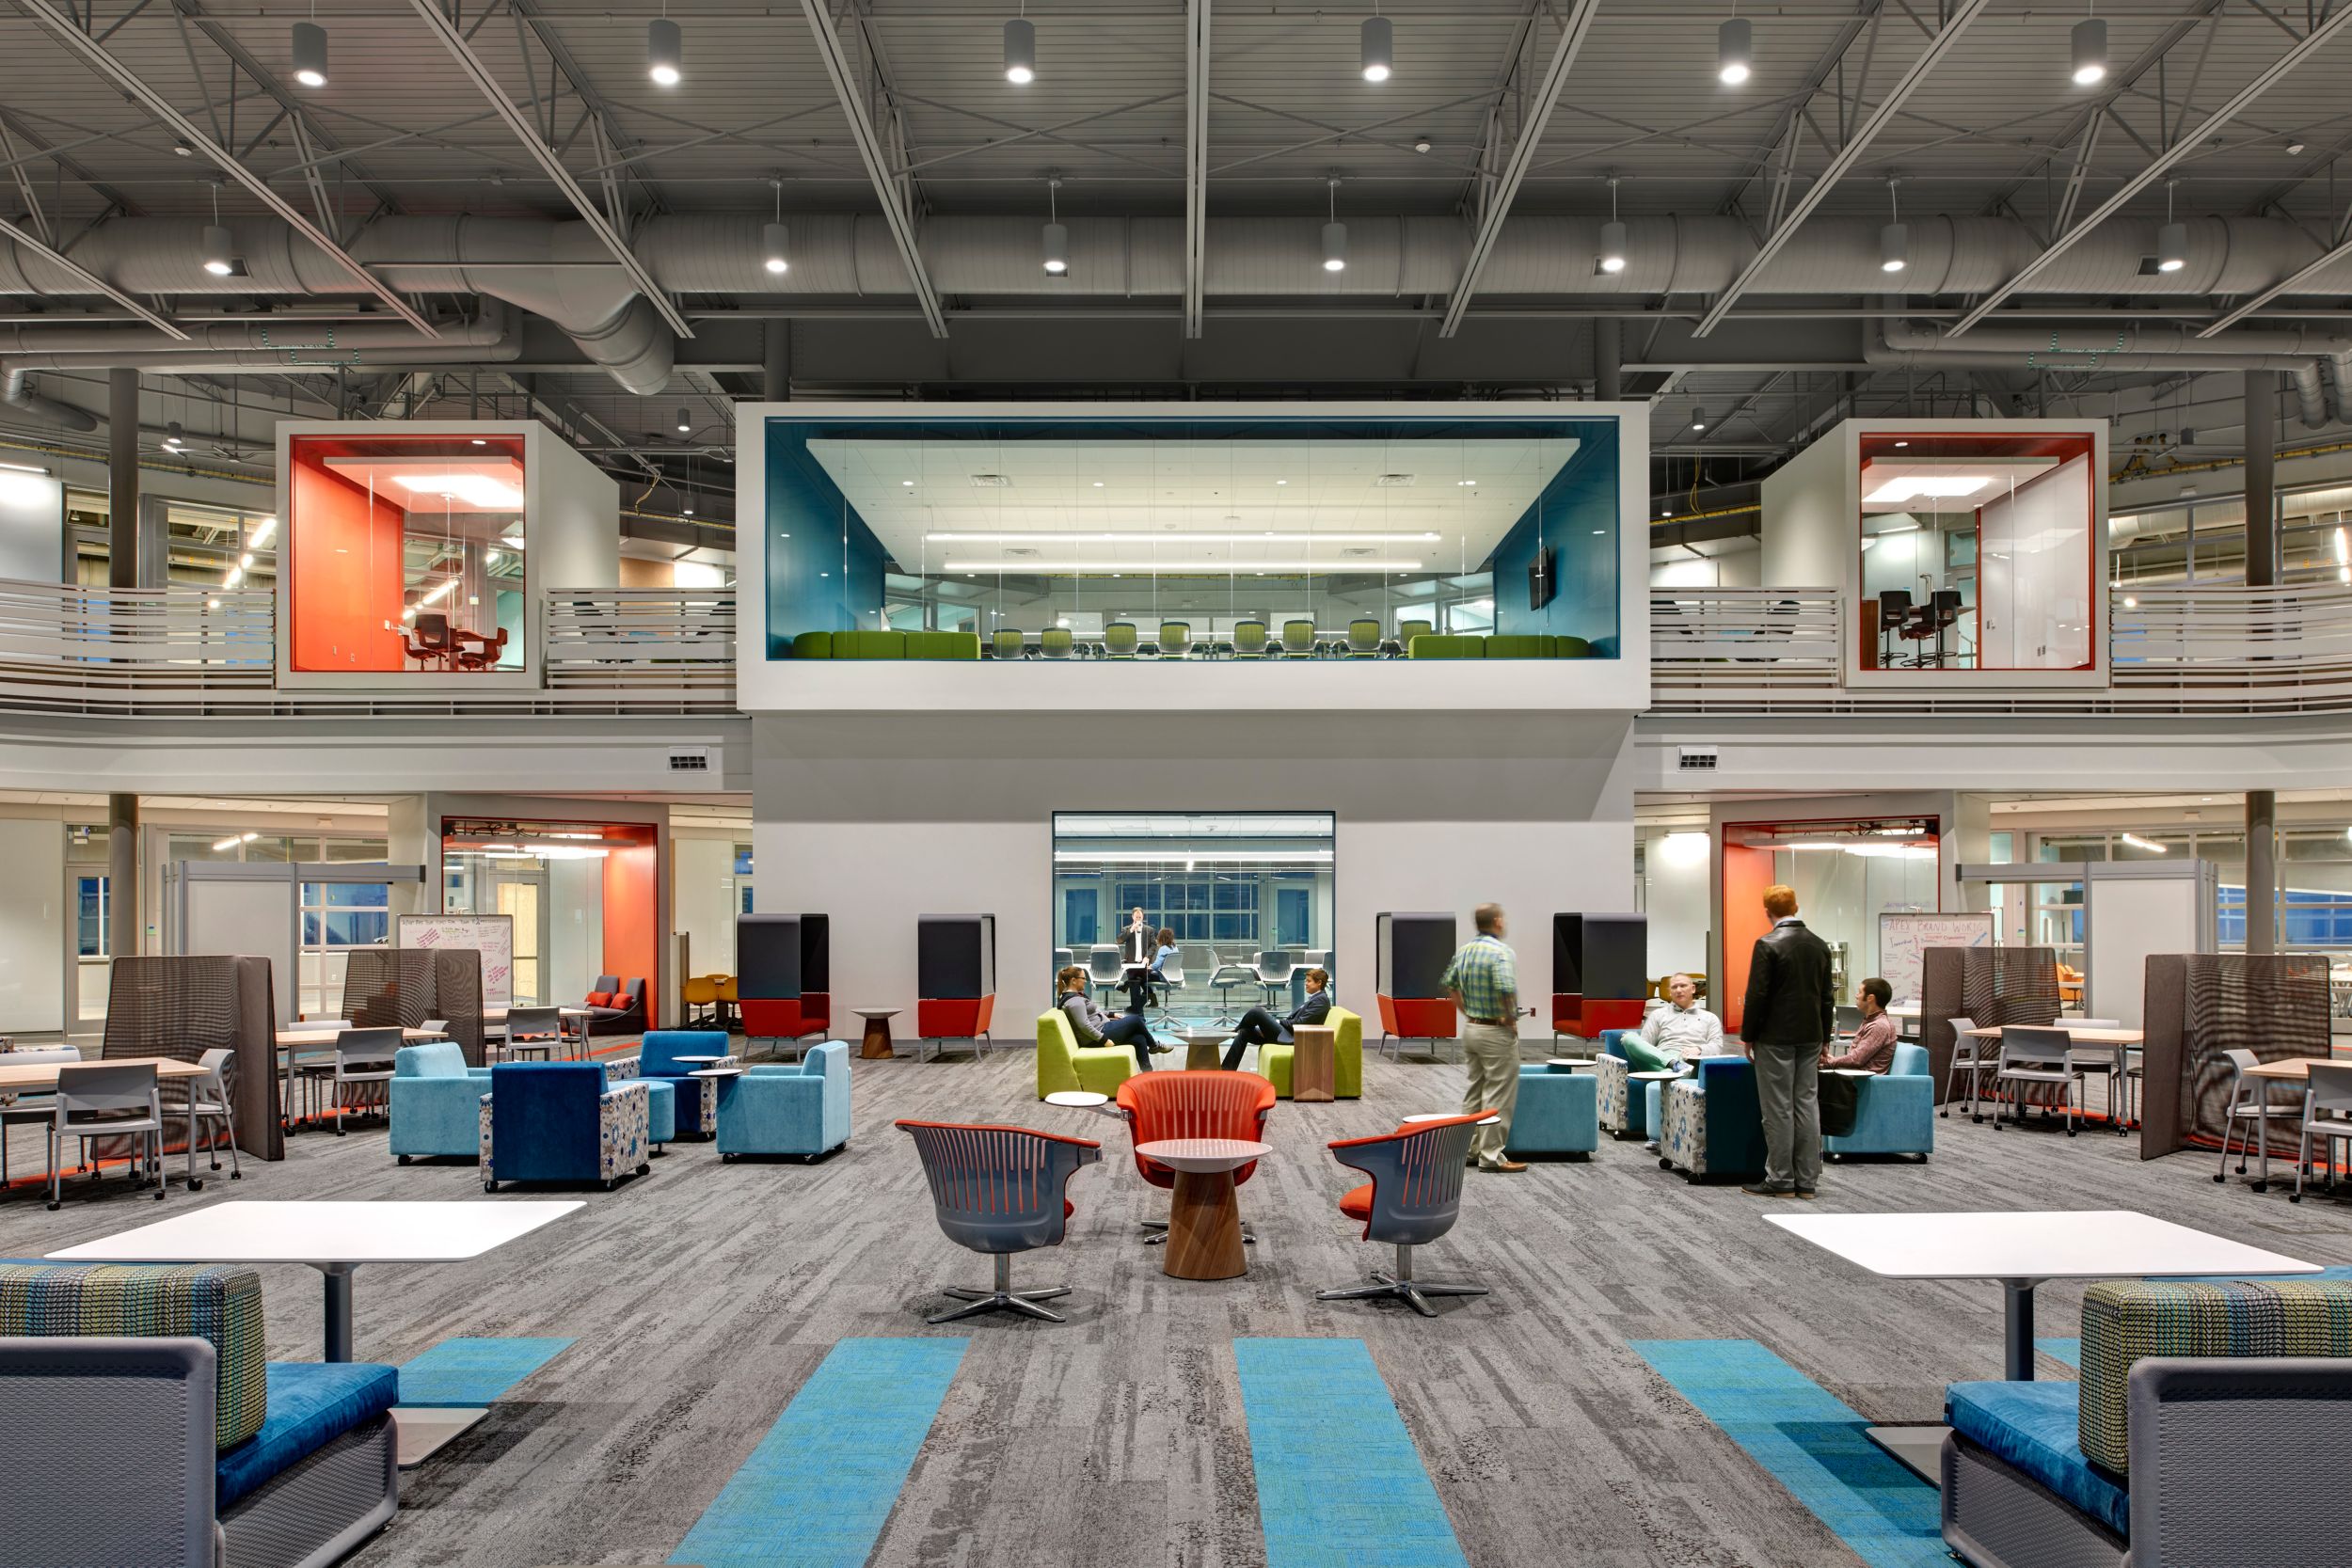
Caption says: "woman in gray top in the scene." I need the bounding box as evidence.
[1057,965,1161,1070]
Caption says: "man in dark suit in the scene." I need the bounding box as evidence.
[1738,883,1836,1199]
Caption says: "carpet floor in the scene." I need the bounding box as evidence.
[4,1046,2346,1568]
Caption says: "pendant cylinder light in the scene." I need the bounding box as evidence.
[1360,15,1392,82]
[1718,17,1752,85]
[1041,221,1069,275]
[1597,220,1628,275]
[1005,17,1037,84]
[1321,221,1348,273]
[762,222,790,275]
[2156,221,2188,274]
[1880,222,1908,273]
[2071,17,2107,86]
[291,21,328,87]
[200,224,235,277]
[647,18,683,86]
[675,407,692,434]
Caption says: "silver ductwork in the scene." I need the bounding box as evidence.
[1,367,97,431]
[2293,362,2328,429]
[1867,315,2352,373]
[2327,353,2352,425]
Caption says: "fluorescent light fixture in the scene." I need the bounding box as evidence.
[224,566,244,588]
[2071,17,2106,86]
[500,535,524,549]
[1054,849,1333,863]
[1865,475,1993,503]
[0,460,51,474]
[1873,520,1921,535]
[944,559,1423,574]
[212,832,259,851]
[2121,832,2168,854]
[419,578,457,608]
[923,531,1440,544]
[249,516,276,546]
[390,473,523,508]
[1718,16,1751,85]
[238,553,253,570]
[2334,524,2345,565]
[292,21,327,87]
[1360,14,1391,81]
[1005,15,1036,83]
[647,17,682,85]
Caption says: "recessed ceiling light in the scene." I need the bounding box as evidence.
[901,480,914,486]
[1894,440,1909,448]
[1092,481,1104,487]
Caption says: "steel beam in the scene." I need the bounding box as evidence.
[176,2,405,223]
[19,0,437,337]
[1184,0,1209,340]
[1438,0,1601,339]
[406,0,693,340]
[0,217,187,339]
[1954,7,2352,338]
[1692,0,1989,339]
[800,0,947,338]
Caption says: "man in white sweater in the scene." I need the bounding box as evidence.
[1640,974,1724,1062]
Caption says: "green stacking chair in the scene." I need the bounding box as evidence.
[1281,620,1319,657]
[992,629,1027,660]
[1232,621,1270,658]
[1399,619,1433,648]
[1040,626,1075,659]
[1159,622,1193,657]
[1104,622,1140,658]
[1345,619,1383,657]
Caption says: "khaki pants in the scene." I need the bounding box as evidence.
[1752,1038,1822,1192]
[1460,1021,1521,1165]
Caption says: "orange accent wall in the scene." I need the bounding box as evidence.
[601,838,660,1011]
[291,457,407,671]
[1719,838,1777,1036]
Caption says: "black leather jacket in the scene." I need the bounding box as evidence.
[1740,919,1836,1047]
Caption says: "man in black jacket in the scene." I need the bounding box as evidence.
[1738,884,1836,1198]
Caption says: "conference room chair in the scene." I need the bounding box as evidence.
[1344,618,1382,657]
[1159,621,1193,658]
[1316,1113,1489,1318]
[1040,627,1075,659]
[1232,621,1270,657]
[1104,622,1140,657]
[1940,1015,1987,1117]
[1992,1026,2086,1135]
[1280,619,1318,657]
[1876,589,1913,667]
[1398,619,1433,657]
[1089,945,1126,1009]
[2290,1062,2352,1203]
[503,1006,564,1061]
[1149,953,1187,1029]
[1209,953,1261,1024]
[897,1119,1103,1323]
[1253,949,1295,1010]
[681,974,721,1028]
[0,1044,78,1177]
[1118,1069,1274,1246]
[325,1028,401,1135]
[991,629,1027,660]
[183,1048,241,1188]
[45,1061,167,1212]
[2214,1047,2303,1191]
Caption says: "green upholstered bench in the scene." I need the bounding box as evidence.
[1553,634,1594,657]
[791,630,834,658]
[903,629,979,659]
[1407,634,1486,658]
[1483,634,1549,658]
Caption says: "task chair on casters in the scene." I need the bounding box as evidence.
[1209,952,1260,1025]
[1117,1069,1274,1246]
[1089,945,1126,1009]
[1317,1113,1489,1318]
[897,1120,1102,1323]
[1149,954,1187,1030]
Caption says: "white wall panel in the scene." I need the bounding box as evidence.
[0,818,64,1032]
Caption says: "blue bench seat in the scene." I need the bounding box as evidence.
[217,1360,401,1508]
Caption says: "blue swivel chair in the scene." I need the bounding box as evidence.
[1824,1042,1936,1159]
[716,1040,852,1159]
[1317,1113,1489,1318]
[479,1062,651,1192]
[639,1029,733,1139]
[898,1120,1102,1324]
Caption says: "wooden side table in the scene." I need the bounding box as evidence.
[1288,1024,1338,1101]
[852,1007,900,1060]
[1138,1138,1270,1281]
[1181,1027,1228,1070]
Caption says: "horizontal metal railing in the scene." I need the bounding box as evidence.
[542,588,738,694]
[1648,589,1843,690]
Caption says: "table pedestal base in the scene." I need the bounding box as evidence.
[1164,1169,1247,1280]
[1184,1037,1224,1070]
[859,1019,896,1060]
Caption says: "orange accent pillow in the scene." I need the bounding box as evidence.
[586,990,614,1008]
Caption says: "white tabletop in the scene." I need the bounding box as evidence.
[1768,1210,2318,1283]
[1137,1137,1270,1173]
[1401,1112,1503,1126]
[1546,1056,1596,1067]
[1043,1089,1110,1108]
[48,1199,584,1267]
[851,1006,900,1019]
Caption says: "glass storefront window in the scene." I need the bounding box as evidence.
[286,434,527,673]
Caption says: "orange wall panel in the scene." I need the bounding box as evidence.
[601,839,660,1007]
[1719,839,1777,1036]
[291,459,408,671]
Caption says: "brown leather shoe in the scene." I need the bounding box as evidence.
[1479,1158,1530,1173]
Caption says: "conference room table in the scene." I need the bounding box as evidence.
[0,1054,211,1189]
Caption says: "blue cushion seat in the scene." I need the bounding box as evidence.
[215,1361,400,1509]
[1946,1379,2129,1537]
[1507,1065,1598,1155]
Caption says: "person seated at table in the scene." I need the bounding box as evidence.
[1637,973,1724,1063]
[1059,965,1165,1069]
[1820,976,1900,1072]
[1124,927,1181,1013]
[1221,967,1330,1071]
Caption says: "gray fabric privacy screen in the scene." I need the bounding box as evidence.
[1917,945,2060,1105]
[2140,952,2329,1161]
[103,953,280,1161]
[340,948,488,1067]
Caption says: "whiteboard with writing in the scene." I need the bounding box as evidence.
[1878,911,1995,1006]
[396,913,515,1011]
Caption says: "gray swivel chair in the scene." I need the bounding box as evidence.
[1149,954,1187,1029]
[502,1006,564,1060]
[1316,1114,1487,1318]
[2216,1047,2301,1192]
[2290,1061,2352,1203]
[1088,945,1126,1009]
[1281,620,1318,657]
[47,1060,166,1211]
[1209,953,1260,1024]
[1993,1026,2085,1134]
[1254,949,1295,1010]
[183,1047,241,1189]
[898,1119,1103,1323]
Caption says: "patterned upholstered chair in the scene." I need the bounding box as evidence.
[1942,1278,2352,1568]
[1507,1063,1598,1158]
[1592,1029,1674,1136]
[0,1261,399,1568]
[1258,1005,1363,1099]
[1656,1056,1766,1181]
[898,1120,1103,1323]
[477,1062,650,1191]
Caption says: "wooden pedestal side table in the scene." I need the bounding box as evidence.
[1137,1138,1270,1281]
[1288,1024,1338,1101]
[851,1007,900,1060]
[1181,1027,1228,1070]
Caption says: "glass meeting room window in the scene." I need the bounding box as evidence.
[284,433,527,673]
[764,415,1621,662]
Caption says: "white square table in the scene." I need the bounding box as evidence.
[49,1198,582,1362]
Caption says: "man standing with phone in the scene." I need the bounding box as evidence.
[1738,884,1836,1199]
[1443,903,1528,1173]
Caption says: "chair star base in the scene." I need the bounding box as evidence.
[926,1256,1072,1323]
[1316,1243,1486,1318]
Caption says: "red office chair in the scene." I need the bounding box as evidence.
[1375,992,1401,1059]
[1317,1113,1490,1318]
[897,1119,1101,1323]
[1117,1069,1275,1245]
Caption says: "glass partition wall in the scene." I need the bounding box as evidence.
[765,417,1621,660]
[1051,812,1335,1027]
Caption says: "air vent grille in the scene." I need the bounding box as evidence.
[1677,746,1719,773]
[969,472,1012,487]
[667,749,710,773]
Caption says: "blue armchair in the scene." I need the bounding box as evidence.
[479,1062,650,1192]
[1507,1064,1598,1158]
[1825,1042,1935,1160]
[389,1041,493,1161]
[716,1040,852,1160]
[639,1028,734,1139]
[1594,1029,1692,1139]
[1657,1056,1767,1181]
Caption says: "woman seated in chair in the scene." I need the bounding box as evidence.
[1221,966,1331,1071]
[1058,965,1163,1070]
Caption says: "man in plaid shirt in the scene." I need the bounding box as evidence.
[1442,903,1527,1172]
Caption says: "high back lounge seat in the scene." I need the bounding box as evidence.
[1035,1006,1136,1099]
[1315,1113,1490,1318]
[898,1120,1102,1323]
